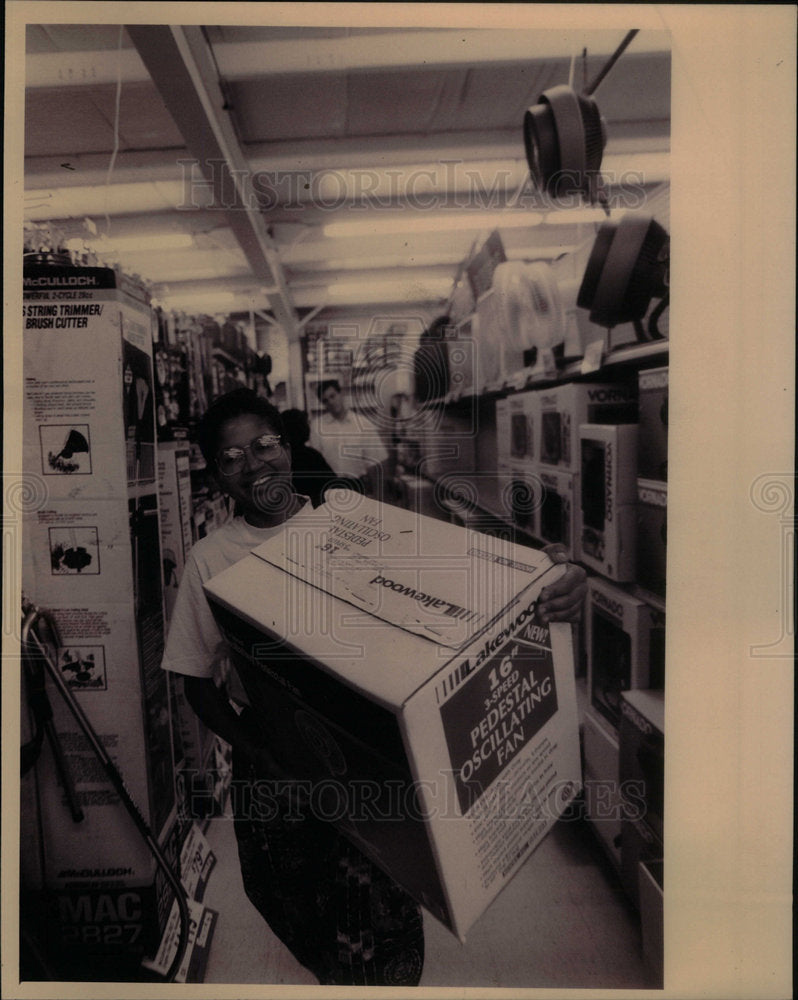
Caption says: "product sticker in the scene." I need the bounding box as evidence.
[581,338,605,374]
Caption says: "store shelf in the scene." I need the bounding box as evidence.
[568,340,669,375]
[433,340,670,410]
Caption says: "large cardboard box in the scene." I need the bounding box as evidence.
[21,264,176,963]
[636,478,668,599]
[203,494,581,940]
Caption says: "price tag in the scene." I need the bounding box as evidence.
[580,338,605,374]
[540,348,558,377]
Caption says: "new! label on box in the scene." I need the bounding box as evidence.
[203,494,582,940]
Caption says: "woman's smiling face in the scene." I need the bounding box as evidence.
[213,412,294,527]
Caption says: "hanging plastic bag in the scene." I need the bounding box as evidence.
[492,260,565,353]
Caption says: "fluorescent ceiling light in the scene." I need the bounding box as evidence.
[542,208,616,225]
[323,212,542,240]
[69,233,195,254]
[326,279,450,302]
[158,290,236,309]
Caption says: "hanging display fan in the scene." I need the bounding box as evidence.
[522,30,638,204]
[576,212,670,341]
[523,85,607,199]
[492,260,565,354]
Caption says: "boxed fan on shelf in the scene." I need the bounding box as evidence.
[619,689,665,911]
[636,479,668,599]
[581,706,623,870]
[637,366,669,482]
[585,576,663,733]
[537,466,578,559]
[577,213,670,351]
[577,423,639,581]
[496,463,543,535]
[537,381,639,473]
[507,391,539,466]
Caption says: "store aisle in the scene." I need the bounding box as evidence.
[200,808,653,989]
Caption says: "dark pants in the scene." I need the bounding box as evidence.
[231,746,425,986]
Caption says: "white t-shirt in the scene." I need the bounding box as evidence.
[161,503,309,703]
[309,410,388,479]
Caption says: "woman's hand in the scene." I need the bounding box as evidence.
[538,544,587,624]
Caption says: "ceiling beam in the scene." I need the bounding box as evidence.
[26,29,671,88]
[126,24,299,338]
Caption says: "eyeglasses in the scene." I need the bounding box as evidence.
[216,433,284,477]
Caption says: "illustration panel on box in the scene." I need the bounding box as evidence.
[39,424,92,475]
[58,644,107,691]
[48,527,100,575]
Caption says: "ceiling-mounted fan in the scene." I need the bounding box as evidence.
[522,29,639,207]
[576,212,670,343]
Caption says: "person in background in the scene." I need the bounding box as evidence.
[308,379,389,498]
[161,387,587,987]
[280,407,337,508]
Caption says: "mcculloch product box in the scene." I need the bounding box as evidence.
[636,479,668,599]
[578,423,639,581]
[637,367,668,482]
[203,494,581,940]
[537,381,638,472]
[586,576,659,732]
[21,264,176,964]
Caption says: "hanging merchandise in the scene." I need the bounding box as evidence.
[492,260,566,358]
[523,84,607,200]
[522,31,638,206]
[577,213,670,342]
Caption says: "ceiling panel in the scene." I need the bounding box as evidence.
[25,82,185,157]
[25,23,135,53]
[228,74,351,142]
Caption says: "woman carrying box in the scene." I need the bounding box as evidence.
[161,387,586,986]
